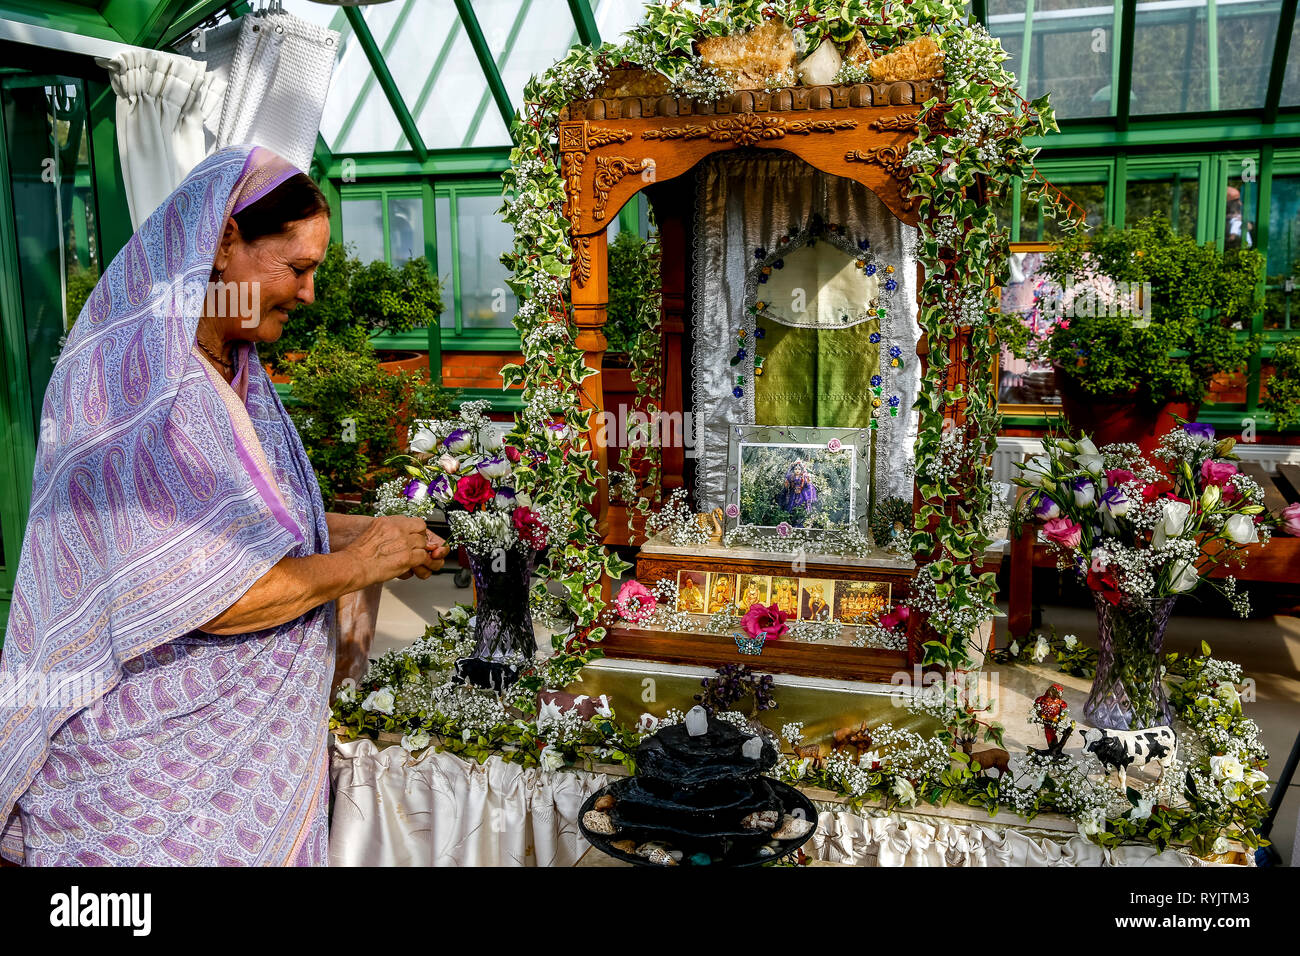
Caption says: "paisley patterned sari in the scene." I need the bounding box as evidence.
[0,146,334,865]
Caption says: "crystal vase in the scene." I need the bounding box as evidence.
[453,546,537,691]
[1083,592,1177,730]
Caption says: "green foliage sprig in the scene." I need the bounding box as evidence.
[1260,339,1300,430]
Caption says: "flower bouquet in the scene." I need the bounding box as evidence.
[376,401,556,689]
[1012,423,1272,729]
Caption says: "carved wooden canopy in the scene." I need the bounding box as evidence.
[560,79,937,286]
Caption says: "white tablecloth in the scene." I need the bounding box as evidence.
[328,739,1241,867]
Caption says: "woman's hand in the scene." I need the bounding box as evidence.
[340,516,447,586]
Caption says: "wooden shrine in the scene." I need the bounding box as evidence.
[560,78,979,679]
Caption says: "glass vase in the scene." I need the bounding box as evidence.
[1083,592,1176,730]
[453,546,537,691]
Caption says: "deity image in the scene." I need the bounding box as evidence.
[737,574,770,608]
[707,573,736,613]
[779,458,819,526]
[771,576,799,617]
[799,580,832,622]
[834,579,890,626]
[676,571,708,613]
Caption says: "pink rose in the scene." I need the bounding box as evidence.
[1105,468,1135,488]
[1200,458,1238,487]
[1283,502,1300,537]
[1042,517,1083,549]
[614,580,657,623]
[741,602,789,642]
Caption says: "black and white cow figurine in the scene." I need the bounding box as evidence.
[1082,725,1177,790]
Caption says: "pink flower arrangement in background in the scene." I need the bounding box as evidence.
[741,602,789,642]
[1282,502,1300,538]
[1200,458,1238,486]
[615,580,657,624]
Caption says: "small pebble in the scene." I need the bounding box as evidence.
[689,852,712,866]
[741,809,779,830]
[772,814,814,840]
[611,839,637,853]
[594,793,616,811]
[758,845,775,857]
[582,810,616,835]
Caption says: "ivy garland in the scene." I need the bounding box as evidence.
[497,0,1074,683]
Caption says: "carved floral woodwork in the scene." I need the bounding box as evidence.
[640,113,858,145]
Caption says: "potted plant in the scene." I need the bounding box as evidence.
[1034,217,1263,451]
[1259,339,1300,431]
[261,242,442,379]
[287,328,454,511]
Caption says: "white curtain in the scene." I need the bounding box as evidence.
[209,13,340,172]
[810,809,1241,867]
[329,739,608,867]
[691,152,921,511]
[102,49,226,228]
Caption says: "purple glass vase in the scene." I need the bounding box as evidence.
[453,546,537,690]
[1083,592,1177,730]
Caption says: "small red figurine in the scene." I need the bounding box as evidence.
[1034,683,1069,746]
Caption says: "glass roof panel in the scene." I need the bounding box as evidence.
[1282,9,1300,106]
[279,0,410,153]
[594,0,654,41]
[377,0,462,150]
[1131,0,1210,115]
[987,0,1118,119]
[413,16,510,149]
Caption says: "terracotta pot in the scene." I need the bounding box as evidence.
[1055,366,1198,455]
[375,350,428,377]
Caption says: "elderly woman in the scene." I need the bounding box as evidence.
[0,146,446,866]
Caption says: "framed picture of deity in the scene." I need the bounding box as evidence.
[723,424,871,545]
[995,242,1067,417]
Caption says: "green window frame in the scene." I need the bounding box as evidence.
[435,178,522,352]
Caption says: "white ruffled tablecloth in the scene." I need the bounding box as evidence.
[328,740,1242,867]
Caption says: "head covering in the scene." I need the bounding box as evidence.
[0,145,322,843]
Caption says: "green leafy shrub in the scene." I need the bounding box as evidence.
[1261,339,1300,430]
[604,229,655,355]
[1038,217,1263,408]
[263,243,442,370]
[287,328,454,511]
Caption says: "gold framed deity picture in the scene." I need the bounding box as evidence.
[676,570,708,614]
[737,573,771,607]
[798,579,833,622]
[834,579,891,626]
[770,575,799,618]
[706,573,737,613]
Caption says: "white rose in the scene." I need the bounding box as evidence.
[1008,640,1020,656]
[1223,513,1259,545]
[450,605,470,625]
[1077,453,1105,476]
[860,750,882,770]
[1244,769,1269,791]
[1210,754,1245,782]
[1063,634,1078,649]
[1021,456,1051,486]
[1157,500,1191,545]
[1214,683,1240,707]
[1212,836,1231,856]
[1168,560,1200,593]
[1076,437,1099,456]
[1129,796,1155,821]
[1031,635,1051,663]
[401,730,431,753]
[361,688,395,714]
[539,745,565,772]
[891,777,917,806]
[410,430,438,453]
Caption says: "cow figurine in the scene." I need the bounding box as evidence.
[1082,725,1177,790]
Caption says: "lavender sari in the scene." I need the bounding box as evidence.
[0,146,334,866]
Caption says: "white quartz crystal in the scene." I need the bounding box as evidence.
[685,705,709,736]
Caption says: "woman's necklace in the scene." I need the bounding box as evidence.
[196,338,234,373]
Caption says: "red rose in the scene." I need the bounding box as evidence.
[504,445,521,464]
[741,602,789,641]
[1086,562,1123,606]
[453,473,495,512]
[1140,479,1174,504]
[511,507,549,549]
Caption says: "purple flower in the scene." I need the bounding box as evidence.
[733,386,744,398]
[1183,422,1216,443]
[1032,492,1060,520]
[870,332,882,344]
[1071,476,1096,507]
[736,348,747,359]
[476,455,511,480]
[884,278,897,292]
[827,438,842,451]
[777,521,792,538]
[442,428,472,454]
[403,479,428,502]
[889,345,903,359]
[1099,485,1130,517]
[754,328,766,339]
[871,374,882,387]
[493,486,517,510]
[726,503,739,518]
[754,247,766,259]
[865,263,877,276]
[428,474,452,503]
[858,238,870,251]
[888,395,900,407]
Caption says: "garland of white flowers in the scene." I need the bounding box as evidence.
[496,0,1072,679]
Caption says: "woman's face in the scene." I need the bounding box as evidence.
[213,213,331,344]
